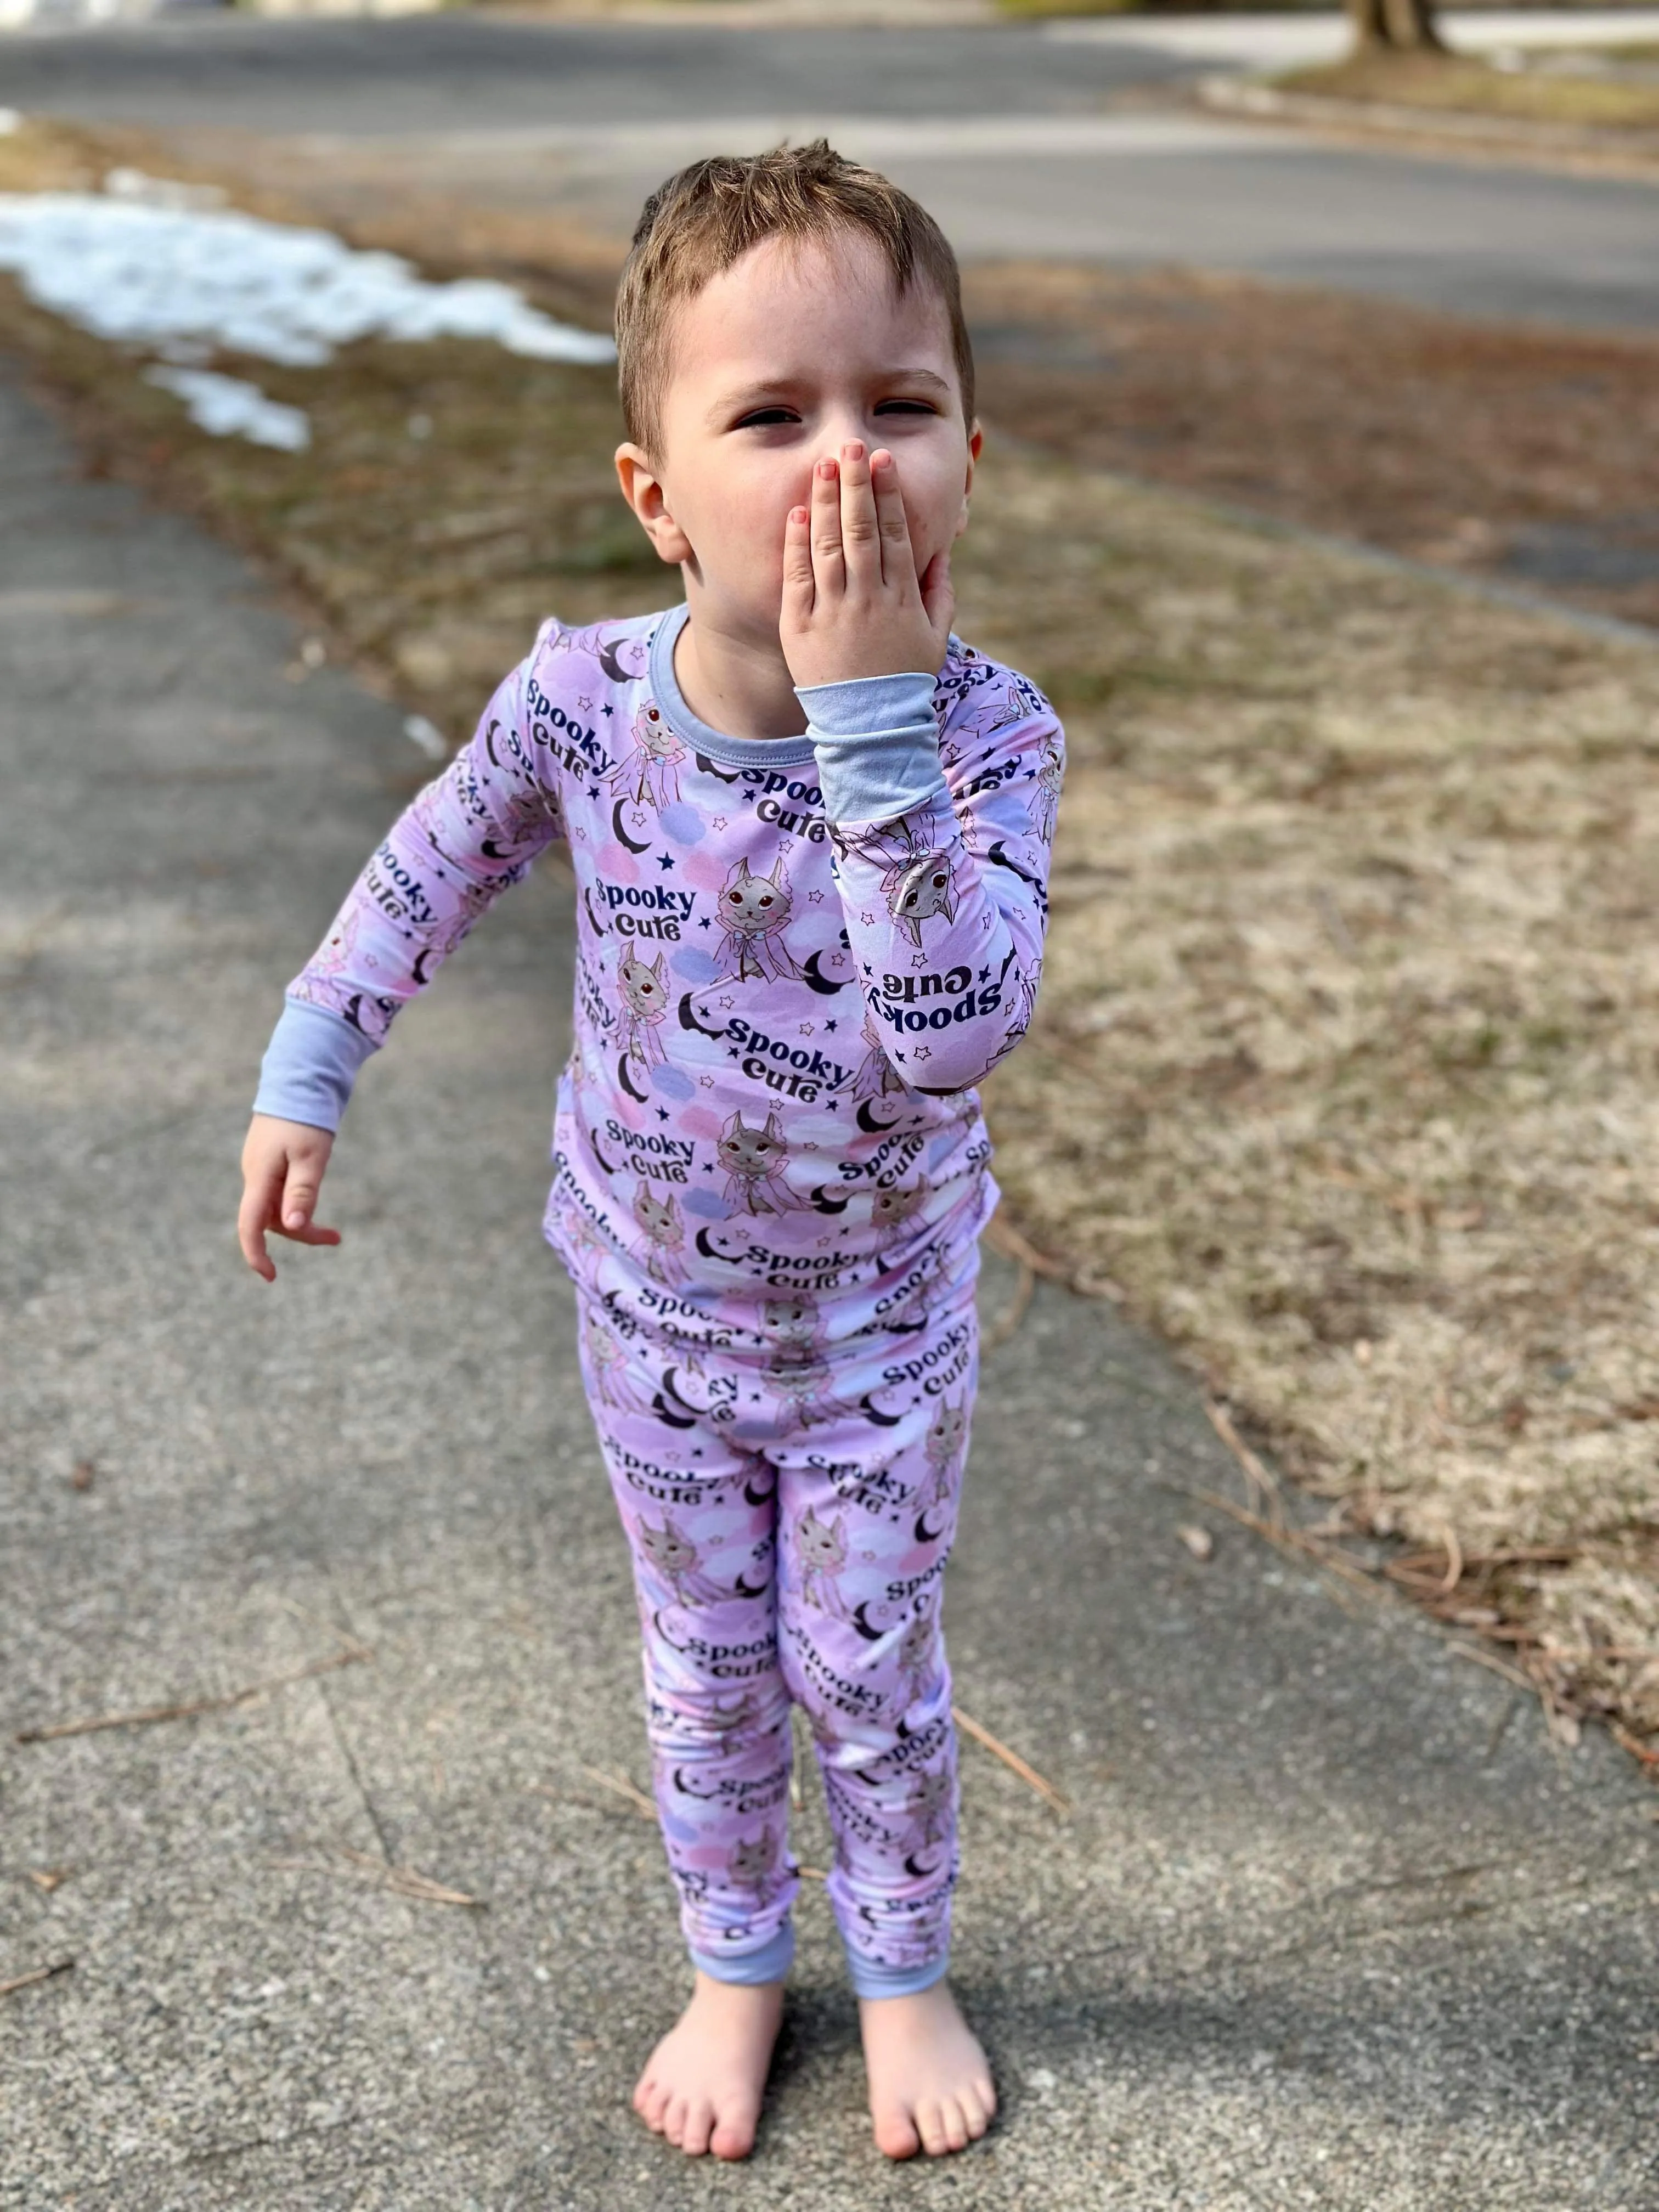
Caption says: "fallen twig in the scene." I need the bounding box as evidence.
[1448,1643,1536,1692]
[1611,1724,1659,1770]
[271,1841,483,1906]
[577,1766,657,1821]
[951,1703,1070,1814]
[0,1959,74,2001]
[981,1257,1035,1351]
[1189,1487,1376,1594]
[14,1640,373,1743]
[981,1215,1070,1281]
[1205,1401,1286,1532]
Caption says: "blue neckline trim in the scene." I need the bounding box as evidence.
[648,602,819,770]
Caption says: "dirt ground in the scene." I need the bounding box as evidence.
[2,118,1655,1765]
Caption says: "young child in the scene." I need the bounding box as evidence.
[237,142,1063,2165]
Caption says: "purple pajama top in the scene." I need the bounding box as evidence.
[255,602,1064,1355]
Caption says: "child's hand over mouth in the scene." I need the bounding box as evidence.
[779,441,953,690]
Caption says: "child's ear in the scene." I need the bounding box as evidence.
[952,421,984,543]
[615,442,693,567]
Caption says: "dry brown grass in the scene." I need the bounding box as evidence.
[1281,48,1659,131]
[3,118,1656,1757]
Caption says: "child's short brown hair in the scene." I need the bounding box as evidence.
[615,140,975,458]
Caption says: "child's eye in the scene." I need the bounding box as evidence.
[875,399,938,416]
[735,407,799,430]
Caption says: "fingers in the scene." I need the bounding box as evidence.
[781,500,814,628]
[281,1156,321,1234]
[837,440,881,588]
[870,448,915,586]
[238,1178,277,1282]
[809,453,845,597]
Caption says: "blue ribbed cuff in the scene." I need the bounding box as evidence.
[797,670,947,823]
[252,997,377,1133]
[845,1948,951,2000]
[690,1922,795,1987]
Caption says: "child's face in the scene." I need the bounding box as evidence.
[616,231,980,646]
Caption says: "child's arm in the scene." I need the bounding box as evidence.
[239,652,565,1276]
[782,445,1062,1096]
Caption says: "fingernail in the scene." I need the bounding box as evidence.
[817,458,836,479]
[843,440,864,461]
[790,505,809,525]
[284,1210,304,1228]
[872,450,891,471]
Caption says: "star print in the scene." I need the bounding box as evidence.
[656,1106,670,1121]
[577,695,592,712]
[894,1049,906,1062]
[631,809,649,830]
[712,815,728,830]
[726,1047,741,1059]
[719,996,735,1009]
[911,952,926,968]
[703,1161,715,1171]
[977,965,990,983]
[829,951,847,968]
[798,1022,815,1036]
[602,703,614,716]
[914,1045,933,1061]
[827,1099,839,1110]
[808,888,825,904]
[859,911,876,927]
[587,786,600,800]
[657,851,675,871]
[698,916,712,930]
[571,825,588,841]
[824,1019,837,1034]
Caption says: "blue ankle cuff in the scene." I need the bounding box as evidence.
[690,1923,795,1987]
[845,1949,950,2000]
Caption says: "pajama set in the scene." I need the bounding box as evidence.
[255,600,1064,1997]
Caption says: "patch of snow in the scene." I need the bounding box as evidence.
[144,366,312,452]
[0,191,616,371]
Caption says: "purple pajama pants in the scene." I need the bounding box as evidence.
[573,1244,980,1999]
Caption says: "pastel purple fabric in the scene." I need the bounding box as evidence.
[254,599,1063,1991]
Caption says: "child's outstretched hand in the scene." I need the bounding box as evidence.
[780,441,953,690]
[238,1114,340,1282]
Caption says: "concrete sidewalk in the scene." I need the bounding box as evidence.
[2,362,1656,2211]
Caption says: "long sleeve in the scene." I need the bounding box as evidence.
[252,653,565,1130]
[800,654,1063,1097]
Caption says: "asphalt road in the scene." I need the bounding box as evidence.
[3,15,1658,329]
[5,348,1659,2210]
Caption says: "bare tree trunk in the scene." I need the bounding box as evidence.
[1347,0,1445,52]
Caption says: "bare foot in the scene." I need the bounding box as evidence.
[859,1979,996,2159]
[632,1971,785,2159]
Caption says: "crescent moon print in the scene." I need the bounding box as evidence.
[612,797,651,856]
[411,947,436,985]
[678,990,726,1040]
[850,1600,887,1644]
[801,949,849,996]
[859,1393,904,1428]
[617,1052,648,1103]
[904,1851,943,1881]
[650,1389,698,1430]
[732,1567,770,1599]
[586,1123,620,1176]
[808,1184,850,1216]
[986,837,1040,889]
[596,633,647,687]
[694,1224,723,1262]
[856,1097,905,1135]
[582,885,608,936]
[913,1505,947,1545]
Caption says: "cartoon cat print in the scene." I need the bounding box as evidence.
[631,1182,686,1286]
[616,945,669,1070]
[831,815,957,951]
[919,1391,969,1508]
[635,1510,725,1606]
[870,1170,933,1247]
[713,855,801,984]
[794,1504,851,1618]
[718,1109,793,1215]
[608,699,685,812]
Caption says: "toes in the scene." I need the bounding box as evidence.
[710,2097,761,2162]
[635,2075,668,2132]
[680,2096,715,2158]
[916,2099,952,2158]
[873,2102,922,2161]
[960,2085,992,2140]
[662,2094,689,2148]
[939,2096,971,2153]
